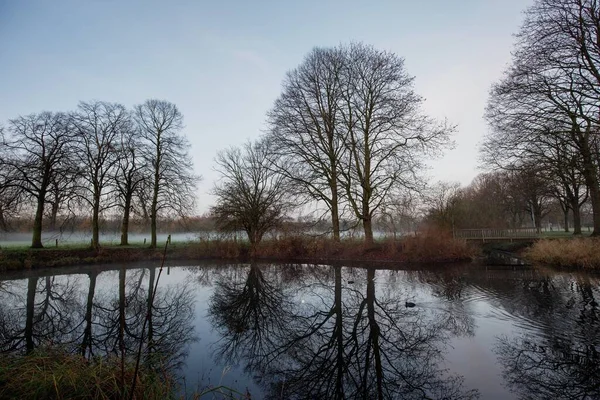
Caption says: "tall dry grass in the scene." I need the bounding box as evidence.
[187,232,475,263]
[398,232,475,263]
[526,238,600,269]
[0,348,173,400]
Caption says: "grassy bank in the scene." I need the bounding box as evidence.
[526,238,600,269]
[0,234,475,271]
[0,245,167,271]
[0,348,173,400]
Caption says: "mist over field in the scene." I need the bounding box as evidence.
[0,231,198,247]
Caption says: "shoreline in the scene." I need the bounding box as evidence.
[0,236,475,271]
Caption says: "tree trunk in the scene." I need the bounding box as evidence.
[331,178,340,241]
[581,144,600,236]
[150,177,159,249]
[50,200,59,231]
[31,193,45,248]
[92,193,100,249]
[25,277,37,354]
[534,209,542,234]
[363,216,374,245]
[563,208,570,233]
[331,201,340,242]
[120,194,132,246]
[0,207,8,231]
[572,202,583,235]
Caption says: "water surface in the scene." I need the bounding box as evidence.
[0,262,598,399]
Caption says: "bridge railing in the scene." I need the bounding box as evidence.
[454,228,539,240]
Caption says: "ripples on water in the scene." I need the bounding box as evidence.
[0,262,599,399]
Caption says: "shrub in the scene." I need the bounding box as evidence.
[526,238,600,269]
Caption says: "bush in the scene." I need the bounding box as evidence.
[526,238,600,269]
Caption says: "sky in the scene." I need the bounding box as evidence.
[0,0,532,214]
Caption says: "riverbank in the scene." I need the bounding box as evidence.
[0,348,173,400]
[526,238,600,269]
[0,234,475,271]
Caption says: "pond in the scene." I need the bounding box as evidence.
[0,262,598,399]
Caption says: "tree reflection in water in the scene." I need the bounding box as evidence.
[0,266,196,378]
[209,264,479,399]
[494,273,600,400]
[0,275,80,354]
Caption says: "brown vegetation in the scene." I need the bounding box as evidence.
[185,232,474,264]
[526,238,600,269]
[0,348,173,400]
[0,233,474,271]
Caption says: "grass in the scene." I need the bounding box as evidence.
[526,237,600,269]
[0,348,174,400]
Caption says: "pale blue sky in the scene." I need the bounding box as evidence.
[0,0,531,213]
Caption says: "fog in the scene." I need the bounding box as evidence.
[0,231,198,247]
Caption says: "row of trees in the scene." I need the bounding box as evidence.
[0,100,197,248]
[213,1,600,242]
[424,170,592,234]
[483,0,600,236]
[211,43,453,247]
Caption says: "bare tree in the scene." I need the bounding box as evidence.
[212,140,292,253]
[72,101,130,249]
[115,129,146,245]
[424,181,463,232]
[0,130,23,231]
[267,47,346,241]
[3,112,75,248]
[508,165,553,233]
[339,43,453,244]
[378,192,419,239]
[133,100,197,248]
[485,0,600,235]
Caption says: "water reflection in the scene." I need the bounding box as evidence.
[208,264,479,399]
[493,271,600,400]
[1,263,599,399]
[0,266,196,377]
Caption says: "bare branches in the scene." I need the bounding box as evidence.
[72,101,130,248]
[484,0,600,235]
[0,98,198,247]
[268,43,453,243]
[133,100,199,248]
[338,43,454,243]
[4,112,76,247]
[267,46,347,241]
[212,140,293,252]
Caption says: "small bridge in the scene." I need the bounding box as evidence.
[453,228,540,242]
